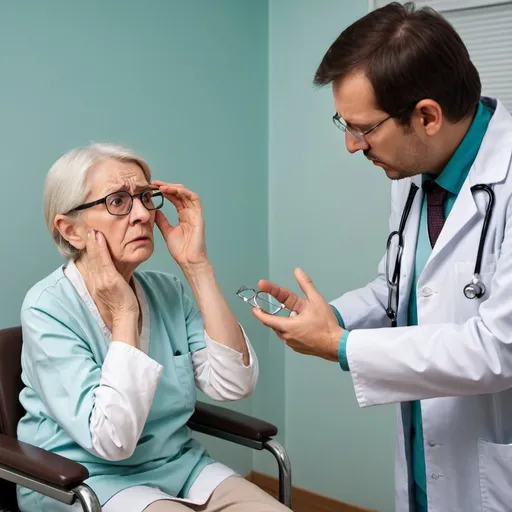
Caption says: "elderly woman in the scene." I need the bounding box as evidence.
[17,143,289,512]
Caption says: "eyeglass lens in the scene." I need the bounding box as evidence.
[106,190,163,215]
[238,288,283,315]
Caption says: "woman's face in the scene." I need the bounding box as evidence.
[78,158,156,273]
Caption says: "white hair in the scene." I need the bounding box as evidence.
[44,142,152,259]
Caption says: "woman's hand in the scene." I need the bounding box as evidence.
[152,181,249,362]
[152,181,209,273]
[81,230,139,339]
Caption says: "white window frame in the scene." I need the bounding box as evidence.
[369,0,511,13]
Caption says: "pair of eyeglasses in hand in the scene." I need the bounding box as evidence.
[236,285,294,316]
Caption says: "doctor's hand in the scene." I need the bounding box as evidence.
[152,181,209,274]
[252,268,343,361]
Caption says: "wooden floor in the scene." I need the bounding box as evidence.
[247,472,377,512]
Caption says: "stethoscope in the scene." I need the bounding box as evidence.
[385,182,495,328]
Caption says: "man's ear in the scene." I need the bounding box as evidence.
[54,215,86,251]
[415,99,443,137]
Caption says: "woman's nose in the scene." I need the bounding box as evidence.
[130,197,151,222]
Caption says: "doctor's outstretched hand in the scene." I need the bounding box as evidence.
[253,268,344,361]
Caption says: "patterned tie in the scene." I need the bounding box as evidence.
[423,180,448,248]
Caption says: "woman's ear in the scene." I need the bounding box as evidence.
[54,215,86,250]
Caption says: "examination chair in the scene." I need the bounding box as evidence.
[0,326,291,512]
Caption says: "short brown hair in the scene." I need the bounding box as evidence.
[314,2,481,123]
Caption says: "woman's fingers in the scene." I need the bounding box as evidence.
[95,231,116,271]
[85,229,114,273]
[158,186,185,210]
[154,210,175,238]
[152,181,201,212]
[152,180,184,188]
[85,229,99,269]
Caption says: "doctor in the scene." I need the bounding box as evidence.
[252,3,512,512]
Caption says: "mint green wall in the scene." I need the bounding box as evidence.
[0,0,269,476]
[267,1,395,511]
[1,1,398,508]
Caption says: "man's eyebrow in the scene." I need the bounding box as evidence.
[340,110,384,130]
[346,118,376,130]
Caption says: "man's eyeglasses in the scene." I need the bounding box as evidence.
[332,103,417,144]
[66,189,164,217]
[236,286,291,316]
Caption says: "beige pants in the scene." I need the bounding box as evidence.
[143,476,290,512]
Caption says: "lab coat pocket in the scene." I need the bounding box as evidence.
[478,438,512,512]
[173,352,196,409]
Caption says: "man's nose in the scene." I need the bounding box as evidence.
[345,131,369,154]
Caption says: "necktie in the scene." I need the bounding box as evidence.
[423,180,447,248]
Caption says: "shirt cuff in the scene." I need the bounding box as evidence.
[193,324,258,400]
[108,341,164,380]
[337,330,350,371]
[330,305,345,329]
[204,324,256,369]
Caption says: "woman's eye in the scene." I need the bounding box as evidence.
[109,195,126,207]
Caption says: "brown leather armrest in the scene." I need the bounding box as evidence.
[189,402,278,442]
[0,434,88,488]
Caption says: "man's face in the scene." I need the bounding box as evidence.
[333,71,430,180]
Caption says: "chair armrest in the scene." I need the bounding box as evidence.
[188,402,278,442]
[0,434,88,488]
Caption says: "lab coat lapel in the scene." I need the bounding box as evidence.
[397,174,423,325]
[423,100,512,273]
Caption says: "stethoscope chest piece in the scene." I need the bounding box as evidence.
[463,274,486,299]
[461,184,494,300]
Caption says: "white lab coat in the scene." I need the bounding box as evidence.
[331,97,512,512]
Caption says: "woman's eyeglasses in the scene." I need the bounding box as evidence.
[66,189,164,216]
